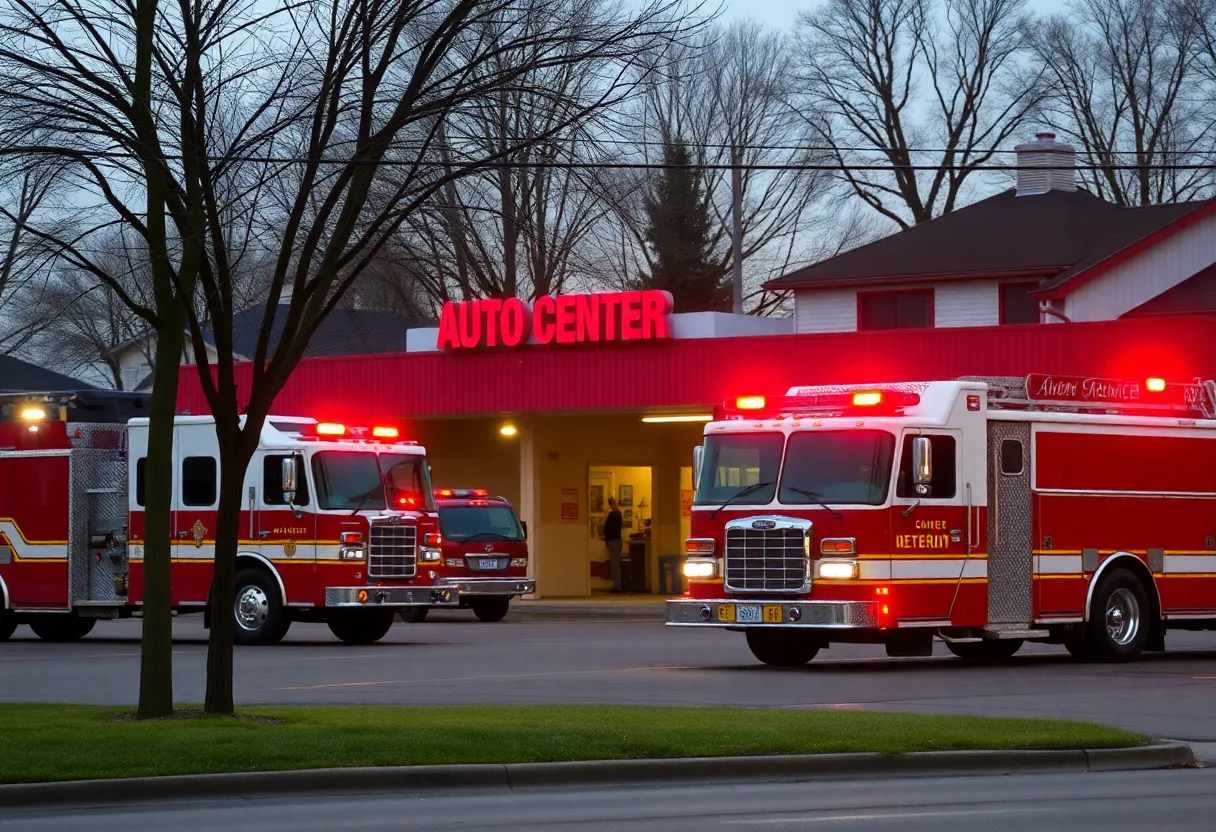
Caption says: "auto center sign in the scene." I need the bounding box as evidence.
[436,290,674,350]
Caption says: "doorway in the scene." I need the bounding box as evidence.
[588,465,652,593]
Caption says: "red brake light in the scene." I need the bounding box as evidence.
[852,391,882,407]
[736,395,766,410]
[473,489,488,497]
[1146,377,1166,393]
[398,495,418,506]
[373,426,399,439]
[316,422,345,436]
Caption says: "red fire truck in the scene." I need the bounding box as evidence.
[667,374,1216,666]
[398,489,531,623]
[0,390,468,645]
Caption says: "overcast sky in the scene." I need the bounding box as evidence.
[720,0,1066,27]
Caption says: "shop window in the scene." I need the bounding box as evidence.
[858,289,934,331]
[181,456,217,507]
[263,454,310,506]
[135,457,146,507]
[896,434,956,498]
[1000,282,1040,325]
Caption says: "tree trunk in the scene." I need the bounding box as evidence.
[203,428,253,716]
[136,325,182,718]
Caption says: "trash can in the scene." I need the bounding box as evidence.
[658,555,683,595]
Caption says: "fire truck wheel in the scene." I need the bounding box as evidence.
[399,607,430,623]
[233,568,290,646]
[471,597,510,622]
[28,614,95,642]
[0,611,17,641]
[327,609,395,644]
[944,639,1023,662]
[745,629,820,666]
[1085,569,1149,662]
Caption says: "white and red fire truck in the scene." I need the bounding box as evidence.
[667,374,1216,666]
[0,391,532,645]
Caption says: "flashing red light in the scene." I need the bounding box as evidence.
[1146,377,1167,393]
[473,489,488,497]
[398,496,418,506]
[373,426,399,439]
[736,395,766,410]
[852,391,883,407]
[436,489,454,497]
[316,422,346,436]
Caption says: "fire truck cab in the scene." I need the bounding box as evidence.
[667,374,1216,666]
[0,391,461,646]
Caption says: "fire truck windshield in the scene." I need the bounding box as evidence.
[778,430,895,506]
[311,452,387,511]
[694,433,783,506]
[380,453,435,511]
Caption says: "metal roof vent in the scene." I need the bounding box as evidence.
[1014,132,1077,196]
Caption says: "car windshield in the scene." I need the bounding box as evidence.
[311,451,386,511]
[439,505,523,542]
[693,433,784,506]
[380,453,435,511]
[779,430,896,506]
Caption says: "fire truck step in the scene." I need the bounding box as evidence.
[982,627,1050,640]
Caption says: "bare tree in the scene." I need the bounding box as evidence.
[0,161,64,353]
[0,0,694,715]
[1033,0,1213,206]
[795,0,1042,228]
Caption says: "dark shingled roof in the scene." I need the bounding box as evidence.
[765,189,1207,292]
[0,355,96,393]
[223,304,436,359]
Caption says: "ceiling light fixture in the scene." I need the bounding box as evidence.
[640,414,713,423]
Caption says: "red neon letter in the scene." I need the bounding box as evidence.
[533,295,557,344]
[479,298,503,347]
[501,298,528,346]
[458,299,482,348]
[437,302,461,349]
[640,290,673,339]
[575,294,600,342]
[600,293,622,340]
[555,295,578,344]
[621,292,643,340]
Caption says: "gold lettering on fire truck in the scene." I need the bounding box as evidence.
[273,527,307,536]
[896,519,951,550]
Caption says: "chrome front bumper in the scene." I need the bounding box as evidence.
[325,585,458,608]
[439,578,535,597]
[665,599,879,628]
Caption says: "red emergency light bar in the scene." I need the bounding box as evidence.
[434,488,490,498]
[717,391,922,421]
[293,422,417,444]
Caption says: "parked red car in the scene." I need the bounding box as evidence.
[400,489,533,622]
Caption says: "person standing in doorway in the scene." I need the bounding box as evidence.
[604,497,624,593]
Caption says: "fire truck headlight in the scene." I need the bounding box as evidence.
[20,406,46,421]
[683,557,718,579]
[817,560,859,580]
[419,547,442,564]
[340,545,366,561]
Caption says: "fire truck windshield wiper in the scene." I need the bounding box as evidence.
[347,486,383,516]
[462,532,516,541]
[710,480,773,518]
[782,486,844,519]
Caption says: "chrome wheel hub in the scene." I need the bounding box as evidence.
[1105,588,1140,646]
[235,585,269,631]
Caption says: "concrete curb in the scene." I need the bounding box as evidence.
[0,743,1193,809]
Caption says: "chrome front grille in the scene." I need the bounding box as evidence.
[724,524,809,592]
[368,523,416,579]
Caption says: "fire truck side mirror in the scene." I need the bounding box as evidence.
[912,436,932,495]
[693,445,704,488]
[281,456,298,504]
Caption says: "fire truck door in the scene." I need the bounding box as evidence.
[172,439,220,606]
[986,421,1033,625]
[257,453,316,586]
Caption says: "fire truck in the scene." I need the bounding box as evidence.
[667,374,1216,666]
[397,489,531,623]
[0,390,530,645]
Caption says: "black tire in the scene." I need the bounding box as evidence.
[745,629,819,666]
[0,611,18,641]
[945,639,1023,662]
[1064,634,1090,661]
[471,596,510,622]
[28,613,95,642]
[327,609,395,644]
[399,607,430,623]
[1084,568,1149,662]
[233,568,290,646]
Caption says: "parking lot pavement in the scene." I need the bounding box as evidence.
[2,612,1215,741]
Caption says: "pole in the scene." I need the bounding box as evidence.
[731,144,743,314]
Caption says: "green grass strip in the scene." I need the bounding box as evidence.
[0,704,1145,784]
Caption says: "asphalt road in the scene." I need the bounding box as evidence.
[3,611,1216,740]
[2,769,1214,831]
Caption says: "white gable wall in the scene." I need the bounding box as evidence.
[1064,211,1216,322]
[794,280,1005,334]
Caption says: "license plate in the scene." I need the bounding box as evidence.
[716,604,783,623]
[478,558,498,569]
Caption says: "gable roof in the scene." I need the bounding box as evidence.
[1122,263,1216,317]
[0,355,96,393]
[765,189,1207,293]
[224,304,435,360]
